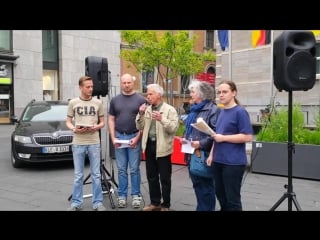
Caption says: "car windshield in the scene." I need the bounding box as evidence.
[22,104,68,122]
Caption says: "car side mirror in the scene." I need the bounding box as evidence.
[10,116,18,124]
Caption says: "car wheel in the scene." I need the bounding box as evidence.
[11,151,23,168]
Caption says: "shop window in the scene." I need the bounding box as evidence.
[43,70,58,100]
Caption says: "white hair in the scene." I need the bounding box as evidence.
[147,83,164,96]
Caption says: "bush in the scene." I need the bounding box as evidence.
[256,103,320,145]
[176,120,186,137]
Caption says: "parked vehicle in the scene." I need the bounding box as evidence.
[11,99,73,168]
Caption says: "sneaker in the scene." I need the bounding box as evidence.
[94,204,107,211]
[132,195,142,209]
[67,205,82,211]
[118,197,127,208]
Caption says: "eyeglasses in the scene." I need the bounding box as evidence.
[217,90,230,95]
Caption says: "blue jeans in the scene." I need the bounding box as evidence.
[71,144,103,209]
[213,162,245,211]
[115,132,142,198]
[189,172,216,211]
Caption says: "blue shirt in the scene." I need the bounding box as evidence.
[213,105,253,165]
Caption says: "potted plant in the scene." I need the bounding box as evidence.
[251,103,320,180]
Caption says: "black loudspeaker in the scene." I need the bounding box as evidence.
[273,30,316,92]
[85,56,108,96]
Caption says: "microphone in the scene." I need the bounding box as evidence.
[152,105,157,111]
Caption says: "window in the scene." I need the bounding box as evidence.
[205,30,214,50]
[316,43,320,77]
[42,30,58,69]
[23,104,68,122]
[42,31,59,100]
[180,75,190,94]
[142,71,154,93]
[42,69,58,101]
[0,30,11,52]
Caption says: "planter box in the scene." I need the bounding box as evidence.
[251,141,320,180]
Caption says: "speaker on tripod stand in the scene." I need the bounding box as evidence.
[271,30,316,211]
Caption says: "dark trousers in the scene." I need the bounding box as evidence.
[213,162,245,211]
[145,139,172,208]
[189,172,216,211]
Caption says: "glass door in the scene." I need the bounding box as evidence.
[0,86,10,123]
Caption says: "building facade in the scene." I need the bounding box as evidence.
[0,30,121,124]
[215,30,320,126]
[5,30,317,127]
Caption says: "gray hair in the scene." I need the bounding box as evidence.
[188,80,214,100]
[147,83,164,96]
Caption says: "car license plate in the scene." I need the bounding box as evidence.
[42,146,70,153]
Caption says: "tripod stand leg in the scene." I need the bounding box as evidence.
[270,192,302,211]
[291,195,302,211]
[101,164,118,188]
[270,193,288,211]
[100,162,116,209]
[67,172,92,201]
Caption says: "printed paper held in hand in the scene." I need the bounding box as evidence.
[191,117,216,136]
[180,138,195,154]
[114,139,131,148]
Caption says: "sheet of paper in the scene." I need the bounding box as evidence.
[114,139,131,148]
[180,138,195,154]
[191,117,216,136]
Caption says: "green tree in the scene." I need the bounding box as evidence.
[120,30,215,102]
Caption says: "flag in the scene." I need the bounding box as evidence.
[252,30,271,48]
[217,30,229,51]
[311,30,320,36]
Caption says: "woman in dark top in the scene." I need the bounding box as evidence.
[182,80,219,211]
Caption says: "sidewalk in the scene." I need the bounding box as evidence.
[1,124,320,211]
